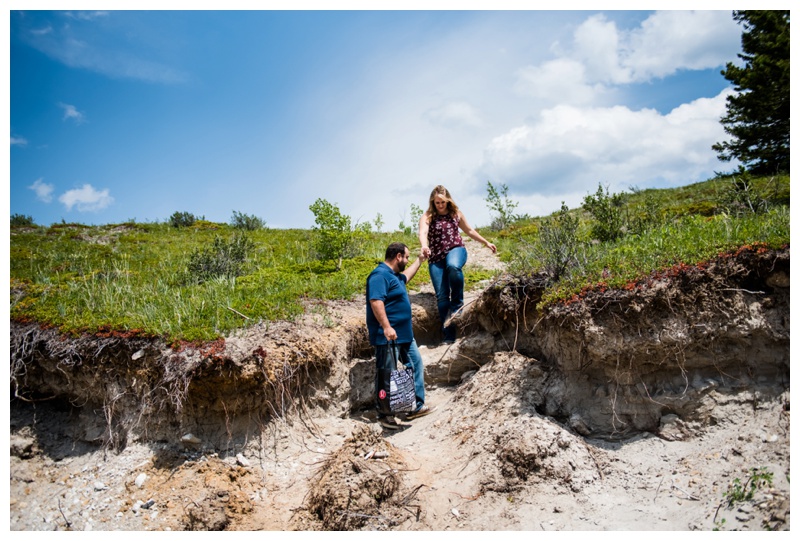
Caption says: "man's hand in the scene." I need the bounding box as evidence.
[383,325,398,341]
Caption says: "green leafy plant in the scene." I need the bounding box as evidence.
[186,233,255,283]
[10,213,35,227]
[169,211,200,228]
[628,187,663,235]
[486,181,519,231]
[723,467,774,508]
[309,198,362,270]
[231,210,266,231]
[373,213,384,233]
[718,169,771,216]
[410,204,423,234]
[511,202,584,283]
[582,183,626,242]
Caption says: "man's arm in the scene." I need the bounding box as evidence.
[369,299,397,341]
[402,251,426,284]
[419,213,431,259]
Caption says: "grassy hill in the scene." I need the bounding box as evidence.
[10,174,789,343]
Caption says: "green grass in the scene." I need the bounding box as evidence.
[9,222,494,342]
[540,207,789,307]
[9,175,790,342]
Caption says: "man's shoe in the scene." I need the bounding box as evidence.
[378,416,401,430]
[406,405,435,420]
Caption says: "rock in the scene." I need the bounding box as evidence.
[135,473,147,488]
[10,434,36,458]
[181,433,201,445]
[569,413,592,436]
[236,453,251,467]
[658,414,692,441]
[93,482,107,491]
[132,349,146,360]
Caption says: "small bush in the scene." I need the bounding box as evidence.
[510,203,584,283]
[231,210,266,231]
[723,467,774,508]
[186,233,255,283]
[717,170,771,216]
[486,181,520,231]
[10,214,35,227]
[629,192,663,235]
[582,183,626,242]
[170,211,201,228]
[309,198,364,269]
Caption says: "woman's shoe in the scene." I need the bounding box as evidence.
[405,405,435,420]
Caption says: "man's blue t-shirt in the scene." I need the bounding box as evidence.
[366,262,413,345]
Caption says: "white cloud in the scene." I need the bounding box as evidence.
[58,102,85,123]
[423,101,483,129]
[518,11,741,91]
[64,11,109,21]
[30,25,52,36]
[11,135,28,146]
[477,89,734,201]
[29,178,55,203]
[59,184,114,212]
[571,14,629,84]
[18,12,188,84]
[514,58,603,105]
[623,11,743,81]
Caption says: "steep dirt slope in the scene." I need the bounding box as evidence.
[8,242,790,531]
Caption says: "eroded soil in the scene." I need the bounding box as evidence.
[8,241,790,531]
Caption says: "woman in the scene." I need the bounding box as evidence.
[419,185,497,344]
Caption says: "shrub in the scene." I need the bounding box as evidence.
[169,211,201,228]
[582,183,626,242]
[10,214,35,227]
[510,203,584,283]
[186,233,255,283]
[629,191,663,235]
[231,210,266,231]
[486,181,520,230]
[309,198,363,270]
[373,213,384,233]
[717,169,771,216]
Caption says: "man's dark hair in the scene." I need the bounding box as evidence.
[385,242,408,261]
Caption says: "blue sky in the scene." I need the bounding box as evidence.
[8,5,751,229]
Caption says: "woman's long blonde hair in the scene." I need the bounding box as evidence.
[426,185,460,220]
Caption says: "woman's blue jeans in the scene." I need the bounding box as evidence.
[428,246,467,342]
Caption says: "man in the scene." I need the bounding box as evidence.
[366,242,434,429]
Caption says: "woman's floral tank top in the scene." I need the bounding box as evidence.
[427,213,465,263]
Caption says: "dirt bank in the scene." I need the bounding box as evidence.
[8,242,790,531]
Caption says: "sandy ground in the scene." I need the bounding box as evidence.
[8,359,790,532]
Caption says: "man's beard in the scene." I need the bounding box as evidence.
[397,261,406,272]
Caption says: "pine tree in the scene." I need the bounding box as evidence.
[713,11,790,174]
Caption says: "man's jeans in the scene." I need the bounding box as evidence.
[427,246,467,341]
[374,340,425,415]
